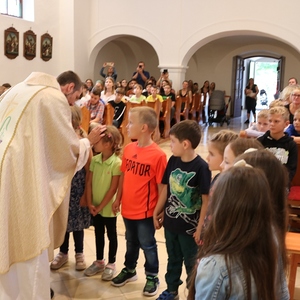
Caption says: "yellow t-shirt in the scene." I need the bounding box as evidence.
[146,94,163,103]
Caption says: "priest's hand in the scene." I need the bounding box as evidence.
[87,124,106,146]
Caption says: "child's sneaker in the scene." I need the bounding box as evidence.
[50,252,68,270]
[75,253,86,271]
[156,289,179,300]
[111,267,137,286]
[102,263,116,281]
[143,275,159,296]
[84,260,105,276]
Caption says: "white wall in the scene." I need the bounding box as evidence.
[0,0,62,84]
[1,0,300,95]
[82,0,300,92]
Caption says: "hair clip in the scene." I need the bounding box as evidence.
[244,148,258,154]
[106,133,112,138]
[233,159,253,168]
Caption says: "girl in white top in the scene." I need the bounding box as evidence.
[101,76,116,104]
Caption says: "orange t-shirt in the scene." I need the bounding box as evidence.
[121,142,167,219]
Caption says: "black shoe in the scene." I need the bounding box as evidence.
[244,119,249,124]
[50,288,54,299]
[143,275,159,296]
[111,267,137,286]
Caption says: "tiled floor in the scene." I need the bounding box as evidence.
[50,112,300,299]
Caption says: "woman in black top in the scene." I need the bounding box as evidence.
[244,78,259,124]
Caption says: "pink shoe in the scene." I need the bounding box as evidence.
[50,252,68,270]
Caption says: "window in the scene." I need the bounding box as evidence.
[0,0,23,18]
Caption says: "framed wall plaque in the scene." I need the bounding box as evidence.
[41,33,52,61]
[4,27,19,59]
[24,30,36,60]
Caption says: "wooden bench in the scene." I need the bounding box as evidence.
[286,232,300,300]
[80,106,90,133]
[146,100,162,143]
[159,98,171,138]
[288,143,300,229]
[175,95,189,123]
[102,103,114,125]
[189,93,202,122]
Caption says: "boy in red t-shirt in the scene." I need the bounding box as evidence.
[111,106,167,297]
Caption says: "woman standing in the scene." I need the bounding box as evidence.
[244,78,259,124]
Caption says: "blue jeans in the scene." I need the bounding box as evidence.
[123,217,158,275]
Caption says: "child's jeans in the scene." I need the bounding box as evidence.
[164,228,198,292]
[123,217,158,275]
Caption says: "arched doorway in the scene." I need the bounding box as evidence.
[90,36,159,85]
[185,34,300,118]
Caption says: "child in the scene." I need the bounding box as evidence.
[257,106,298,184]
[75,82,90,107]
[240,109,269,138]
[111,107,167,296]
[196,130,238,245]
[85,87,105,124]
[84,125,122,280]
[146,85,163,103]
[108,87,126,128]
[143,82,152,97]
[153,120,211,300]
[220,137,263,171]
[101,76,116,104]
[125,79,137,98]
[237,149,289,287]
[162,83,176,125]
[285,107,300,142]
[206,130,238,184]
[50,106,92,271]
[129,84,146,103]
[269,99,285,108]
[188,167,288,300]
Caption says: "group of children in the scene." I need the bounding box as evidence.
[50,100,294,299]
[77,75,172,128]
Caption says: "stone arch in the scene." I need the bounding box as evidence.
[180,21,300,66]
[88,26,163,81]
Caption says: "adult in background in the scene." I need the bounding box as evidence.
[100,62,117,81]
[288,77,298,86]
[244,78,259,124]
[132,61,150,88]
[285,85,300,124]
[0,71,105,299]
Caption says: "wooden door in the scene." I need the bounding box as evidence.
[276,56,285,96]
[231,56,244,117]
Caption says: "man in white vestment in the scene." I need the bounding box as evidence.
[0,71,104,300]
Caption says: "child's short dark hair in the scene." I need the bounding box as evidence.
[115,87,125,95]
[169,120,201,149]
[91,87,101,96]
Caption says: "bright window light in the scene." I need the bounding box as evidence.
[0,0,23,18]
